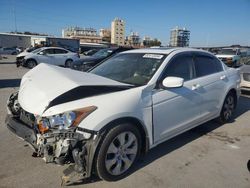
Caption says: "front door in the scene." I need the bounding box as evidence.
[152,53,202,144]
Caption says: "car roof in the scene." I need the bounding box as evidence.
[39,47,69,51]
[120,47,210,55]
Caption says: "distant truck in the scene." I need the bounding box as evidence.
[31,36,80,52]
[216,48,241,67]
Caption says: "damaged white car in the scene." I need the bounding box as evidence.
[6,48,240,183]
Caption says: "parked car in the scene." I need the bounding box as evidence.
[0,47,20,55]
[216,48,241,67]
[83,49,99,56]
[16,47,80,68]
[240,60,250,92]
[6,48,240,183]
[71,47,132,72]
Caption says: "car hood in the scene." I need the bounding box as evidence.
[216,54,235,58]
[18,63,132,115]
[16,51,31,57]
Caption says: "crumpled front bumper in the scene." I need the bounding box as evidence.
[5,114,37,150]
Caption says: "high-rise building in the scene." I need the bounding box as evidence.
[169,27,190,47]
[111,18,125,46]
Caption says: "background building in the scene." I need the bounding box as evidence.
[169,27,190,47]
[62,26,102,43]
[0,33,32,48]
[125,32,140,47]
[99,28,111,43]
[111,18,125,46]
[142,36,161,47]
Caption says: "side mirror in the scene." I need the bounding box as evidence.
[162,76,184,88]
[38,51,45,55]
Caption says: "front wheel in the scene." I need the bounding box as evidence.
[26,59,37,69]
[95,123,141,181]
[65,59,73,68]
[218,92,236,123]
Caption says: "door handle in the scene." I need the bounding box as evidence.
[192,84,201,90]
[220,75,227,80]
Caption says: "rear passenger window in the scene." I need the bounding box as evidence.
[194,55,223,77]
[54,49,68,54]
[163,54,194,81]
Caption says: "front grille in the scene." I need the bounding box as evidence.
[243,73,250,81]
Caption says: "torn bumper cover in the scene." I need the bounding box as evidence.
[5,92,102,180]
[5,114,37,150]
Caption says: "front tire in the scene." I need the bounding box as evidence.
[65,59,73,68]
[96,123,141,181]
[218,92,236,123]
[26,59,37,69]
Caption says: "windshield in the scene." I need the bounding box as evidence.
[91,53,166,86]
[218,49,237,55]
[92,48,114,58]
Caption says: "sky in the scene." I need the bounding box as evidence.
[0,0,249,47]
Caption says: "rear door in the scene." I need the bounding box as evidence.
[192,52,227,120]
[54,48,69,66]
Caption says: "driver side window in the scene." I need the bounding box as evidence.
[162,54,194,81]
[43,49,55,54]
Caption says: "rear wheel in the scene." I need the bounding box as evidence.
[65,59,73,67]
[95,123,141,181]
[26,59,37,69]
[218,92,236,123]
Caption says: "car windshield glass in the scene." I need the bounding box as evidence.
[31,48,43,53]
[92,49,113,58]
[91,53,166,86]
[218,49,236,55]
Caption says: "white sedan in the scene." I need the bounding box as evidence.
[6,48,240,183]
[16,47,79,68]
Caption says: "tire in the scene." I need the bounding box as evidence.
[218,92,236,123]
[26,59,37,69]
[95,123,141,181]
[65,59,73,68]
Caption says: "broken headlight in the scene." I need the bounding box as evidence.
[38,106,97,133]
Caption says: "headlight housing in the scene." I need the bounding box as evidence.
[38,106,97,133]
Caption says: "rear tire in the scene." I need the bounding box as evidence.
[26,59,37,69]
[95,123,141,181]
[218,92,236,123]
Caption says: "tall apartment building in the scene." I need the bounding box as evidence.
[111,18,125,46]
[169,27,190,47]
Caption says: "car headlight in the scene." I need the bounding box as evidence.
[38,106,97,133]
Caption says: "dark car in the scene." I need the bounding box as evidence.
[71,47,133,72]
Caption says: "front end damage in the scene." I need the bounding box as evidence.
[6,92,102,184]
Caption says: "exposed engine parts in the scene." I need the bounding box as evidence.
[6,92,98,184]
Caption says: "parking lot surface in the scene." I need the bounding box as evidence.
[0,56,250,188]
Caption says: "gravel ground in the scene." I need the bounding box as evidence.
[0,56,250,188]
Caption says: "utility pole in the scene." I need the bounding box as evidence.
[12,0,17,33]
